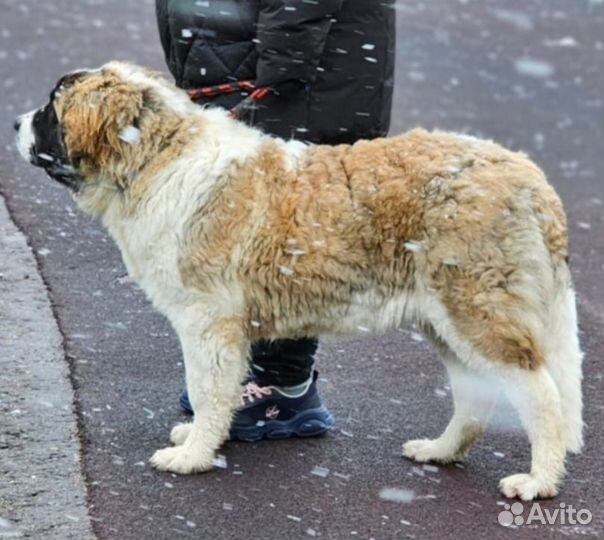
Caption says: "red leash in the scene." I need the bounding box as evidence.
[186,80,255,99]
[186,80,270,119]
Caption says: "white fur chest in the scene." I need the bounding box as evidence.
[104,199,193,316]
[95,109,303,321]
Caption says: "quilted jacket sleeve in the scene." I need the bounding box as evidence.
[255,0,345,88]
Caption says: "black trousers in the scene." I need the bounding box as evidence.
[250,338,318,387]
[247,130,363,387]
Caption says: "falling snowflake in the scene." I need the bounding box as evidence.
[311,466,330,478]
[514,57,555,79]
[404,241,424,253]
[118,126,141,144]
[379,487,416,503]
[543,36,578,48]
[213,454,228,469]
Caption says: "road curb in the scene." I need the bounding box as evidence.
[0,194,94,540]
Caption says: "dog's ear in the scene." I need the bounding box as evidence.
[62,76,144,167]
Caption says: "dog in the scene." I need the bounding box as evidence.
[15,61,583,500]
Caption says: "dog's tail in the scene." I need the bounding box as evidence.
[533,180,584,454]
[542,259,584,454]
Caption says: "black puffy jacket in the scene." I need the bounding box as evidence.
[155,0,395,143]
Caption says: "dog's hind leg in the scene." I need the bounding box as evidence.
[423,294,567,499]
[498,366,566,500]
[403,332,497,463]
[419,259,568,499]
[150,314,249,474]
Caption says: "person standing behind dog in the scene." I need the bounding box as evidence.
[155,0,396,440]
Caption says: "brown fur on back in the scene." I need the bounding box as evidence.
[179,129,568,369]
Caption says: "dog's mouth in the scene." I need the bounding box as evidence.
[16,105,83,192]
[39,158,82,192]
[29,145,50,167]
[29,142,83,192]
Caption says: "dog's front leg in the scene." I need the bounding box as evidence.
[150,316,249,474]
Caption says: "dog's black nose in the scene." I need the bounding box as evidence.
[13,118,21,131]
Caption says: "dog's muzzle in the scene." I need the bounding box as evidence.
[14,110,36,164]
[14,107,83,192]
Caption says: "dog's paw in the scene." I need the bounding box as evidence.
[149,446,213,475]
[565,431,584,455]
[402,438,458,464]
[170,423,193,446]
[499,473,558,501]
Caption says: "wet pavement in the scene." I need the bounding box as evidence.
[0,1,603,538]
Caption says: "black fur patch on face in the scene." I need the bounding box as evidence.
[31,72,87,191]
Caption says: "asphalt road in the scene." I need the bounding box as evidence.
[1,1,603,539]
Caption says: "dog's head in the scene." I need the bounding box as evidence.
[14,61,194,201]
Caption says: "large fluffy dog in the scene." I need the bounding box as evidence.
[15,62,583,500]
